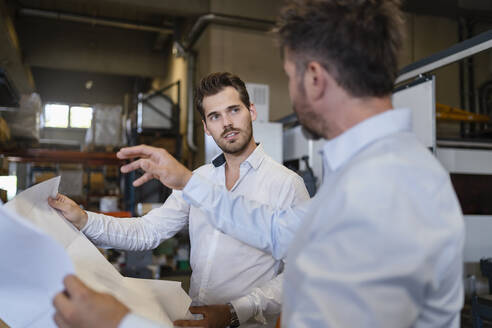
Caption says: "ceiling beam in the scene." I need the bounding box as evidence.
[18,17,167,77]
[98,0,210,16]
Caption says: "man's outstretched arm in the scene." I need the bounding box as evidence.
[117,145,309,260]
[182,173,308,260]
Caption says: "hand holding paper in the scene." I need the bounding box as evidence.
[48,193,88,230]
[53,275,129,328]
[0,177,192,328]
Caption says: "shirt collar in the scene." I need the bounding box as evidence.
[322,108,412,171]
[211,143,265,170]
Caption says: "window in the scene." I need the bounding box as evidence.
[70,106,93,128]
[44,104,69,128]
[44,104,93,128]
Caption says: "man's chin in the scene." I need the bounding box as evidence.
[293,106,323,140]
[221,144,246,154]
[218,138,252,154]
[301,125,322,140]
[215,128,253,155]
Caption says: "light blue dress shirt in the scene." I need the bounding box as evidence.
[182,108,465,327]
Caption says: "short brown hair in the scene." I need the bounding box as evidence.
[195,72,251,120]
[276,0,405,97]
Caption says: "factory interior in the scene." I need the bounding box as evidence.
[2,0,492,327]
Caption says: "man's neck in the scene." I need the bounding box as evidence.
[323,96,393,140]
[224,139,257,171]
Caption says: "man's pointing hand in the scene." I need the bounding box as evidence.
[117,145,192,190]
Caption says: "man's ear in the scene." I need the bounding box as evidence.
[249,103,258,122]
[202,120,211,136]
[303,61,328,102]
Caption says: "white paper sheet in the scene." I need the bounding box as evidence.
[0,205,74,328]
[1,177,192,327]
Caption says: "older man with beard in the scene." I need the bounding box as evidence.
[49,72,309,328]
[53,0,464,327]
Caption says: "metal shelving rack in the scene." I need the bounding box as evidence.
[0,149,128,211]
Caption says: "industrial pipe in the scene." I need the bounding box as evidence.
[184,13,275,50]
[19,8,173,35]
[186,52,198,152]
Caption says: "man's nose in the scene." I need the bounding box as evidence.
[223,114,233,127]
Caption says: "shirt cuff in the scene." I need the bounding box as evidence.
[230,295,256,325]
[119,313,166,328]
[80,211,99,239]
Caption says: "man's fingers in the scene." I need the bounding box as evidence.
[120,158,158,174]
[133,172,154,187]
[53,291,74,325]
[63,275,90,299]
[53,291,70,311]
[53,312,70,328]
[47,197,58,208]
[121,159,159,175]
[173,319,206,327]
[48,194,72,212]
[188,306,208,315]
[120,159,145,173]
[116,145,154,159]
[120,158,163,187]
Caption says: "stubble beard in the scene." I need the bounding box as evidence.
[215,122,254,155]
[293,84,324,140]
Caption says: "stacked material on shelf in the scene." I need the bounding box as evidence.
[2,93,41,140]
[85,105,123,147]
[0,116,10,143]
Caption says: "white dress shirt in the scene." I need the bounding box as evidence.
[82,145,309,327]
[182,108,465,327]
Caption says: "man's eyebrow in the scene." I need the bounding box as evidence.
[206,104,241,118]
[206,111,218,118]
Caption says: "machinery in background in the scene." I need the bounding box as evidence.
[281,122,324,197]
[131,80,183,211]
[392,75,436,151]
[136,80,182,159]
[436,103,490,123]
[394,29,492,306]
[479,79,492,120]
[122,81,185,279]
[284,155,317,197]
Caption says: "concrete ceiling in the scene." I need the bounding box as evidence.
[2,0,492,98]
[1,0,205,96]
[0,0,283,96]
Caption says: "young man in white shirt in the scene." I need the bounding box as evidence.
[50,72,309,328]
[53,0,464,327]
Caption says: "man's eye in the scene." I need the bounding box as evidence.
[210,115,219,120]
[232,108,239,113]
